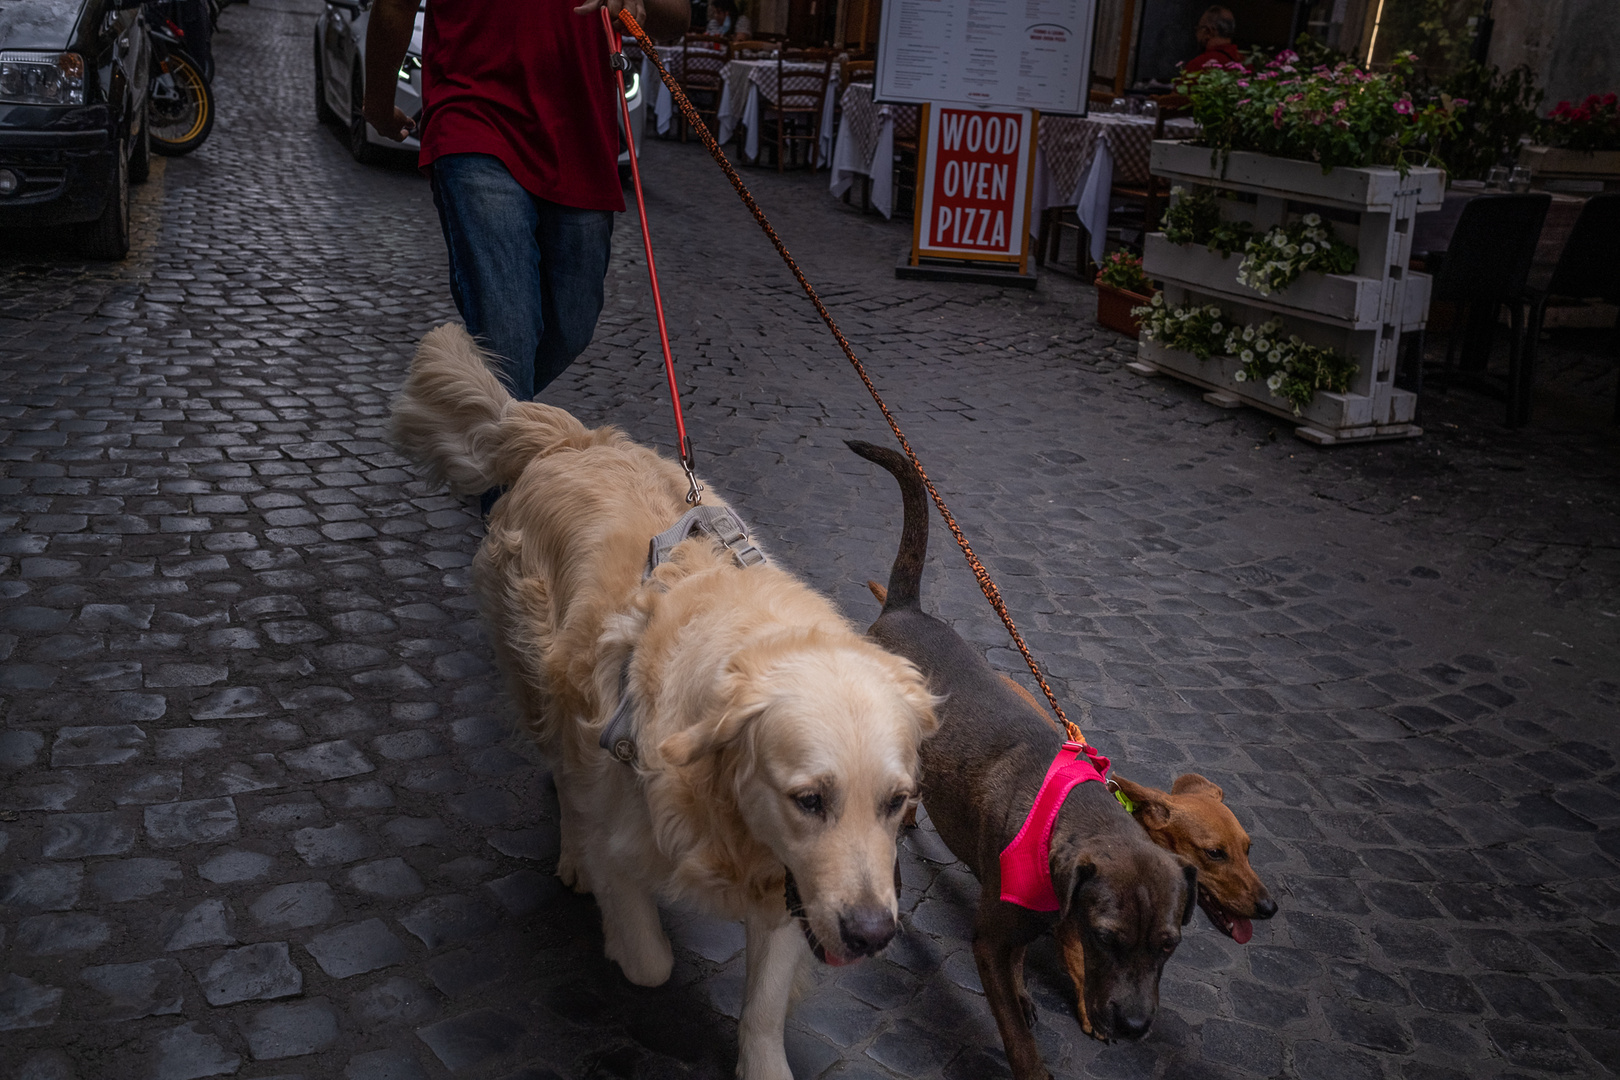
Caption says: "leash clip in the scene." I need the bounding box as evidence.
[680,436,703,505]
[609,50,629,71]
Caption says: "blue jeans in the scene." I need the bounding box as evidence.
[430,154,614,401]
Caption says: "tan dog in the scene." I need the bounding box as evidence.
[392,326,940,1080]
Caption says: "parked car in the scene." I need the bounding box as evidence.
[313,0,645,171]
[0,0,152,258]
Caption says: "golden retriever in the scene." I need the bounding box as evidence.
[389,325,939,1080]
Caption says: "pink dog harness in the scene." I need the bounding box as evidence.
[998,741,1111,911]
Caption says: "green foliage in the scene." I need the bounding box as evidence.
[1224,320,1359,414]
[1419,62,1543,180]
[1160,187,1253,255]
[1095,251,1152,294]
[1178,52,1463,174]
[1236,214,1359,295]
[1133,295,1229,360]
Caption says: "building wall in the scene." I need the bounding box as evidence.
[1488,0,1620,113]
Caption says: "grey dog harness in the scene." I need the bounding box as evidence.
[598,505,767,764]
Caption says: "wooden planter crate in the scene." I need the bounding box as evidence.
[1518,144,1620,184]
[1134,142,1445,444]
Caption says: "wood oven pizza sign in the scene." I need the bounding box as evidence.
[916,106,1037,262]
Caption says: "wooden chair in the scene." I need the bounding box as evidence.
[678,33,731,142]
[730,40,775,58]
[891,105,921,215]
[840,59,875,97]
[1521,194,1620,424]
[759,54,832,170]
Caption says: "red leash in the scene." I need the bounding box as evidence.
[602,9,702,505]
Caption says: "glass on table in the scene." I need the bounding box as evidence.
[1139,99,1158,120]
[1509,166,1533,192]
[1110,97,1127,114]
[1485,166,1509,190]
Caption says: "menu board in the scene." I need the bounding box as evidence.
[876,0,1097,115]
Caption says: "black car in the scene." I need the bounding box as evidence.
[0,0,151,258]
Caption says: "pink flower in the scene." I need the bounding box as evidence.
[1226,61,1246,71]
[1336,118,1350,128]
[1332,98,1346,113]
[1236,80,1249,88]
[1605,93,1618,106]
[1273,105,1286,129]
[1237,98,1251,106]
[1393,98,1414,115]
[1277,50,1299,63]
[1452,97,1470,107]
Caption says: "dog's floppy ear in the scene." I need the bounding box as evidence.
[659,706,764,766]
[1179,861,1198,926]
[1171,773,1224,801]
[1112,775,1171,828]
[1052,854,1097,923]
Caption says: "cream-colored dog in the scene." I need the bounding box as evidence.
[390,325,939,1080]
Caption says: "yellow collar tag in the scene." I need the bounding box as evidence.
[1112,785,1136,814]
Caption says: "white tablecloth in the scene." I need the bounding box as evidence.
[829,83,896,217]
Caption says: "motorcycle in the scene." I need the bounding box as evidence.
[146,3,214,154]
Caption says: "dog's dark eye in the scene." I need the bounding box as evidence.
[794,793,824,816]
[1205,848,1227,862]
[885,793,908,816]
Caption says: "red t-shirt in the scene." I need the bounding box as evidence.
[1184,41,1244,74]
[419,0,626,212]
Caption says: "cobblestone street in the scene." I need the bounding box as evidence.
[3,2,1619,1078]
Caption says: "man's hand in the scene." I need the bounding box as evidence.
[576,0,688,41]
[363,0,420,142]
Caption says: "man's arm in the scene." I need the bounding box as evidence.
[573,0,690,43]
[362,0,418,141]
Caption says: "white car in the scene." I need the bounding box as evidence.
[313,0,646,172]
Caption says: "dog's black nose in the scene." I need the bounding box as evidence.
[1254,897,1278,919]
[838,909,896,956]
[1113,1012,1153,1041]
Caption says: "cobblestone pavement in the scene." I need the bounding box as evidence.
[3,2,1619,1078]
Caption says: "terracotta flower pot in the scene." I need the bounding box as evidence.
[1096,281,1154,336]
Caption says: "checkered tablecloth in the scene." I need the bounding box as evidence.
[838,83,884,172]
[827,84,921,218]
[719,59,834,130]
[1038,113,1196,196]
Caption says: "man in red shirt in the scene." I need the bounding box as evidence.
[362,0,686,414]
[1184,6,1244,74]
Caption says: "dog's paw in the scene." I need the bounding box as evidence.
[557,850,591,893]
[605,929,673,987]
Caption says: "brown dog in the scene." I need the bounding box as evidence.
[850,441,1194,1080]
[867,588,1278,1034]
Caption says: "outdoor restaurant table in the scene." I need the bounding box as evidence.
[1029,112,1197,263]
[644,44,721,137]
[716,57,840,165]
[826,82,919,219]
[1412,183,1586,291]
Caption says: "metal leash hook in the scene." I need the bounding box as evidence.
[602,7,703,507]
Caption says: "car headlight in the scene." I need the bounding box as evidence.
[398,53,422,83]
[0,52,85,106]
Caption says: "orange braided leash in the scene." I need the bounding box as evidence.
[616,12,1084,747]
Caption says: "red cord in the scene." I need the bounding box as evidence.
[603,9,694,478]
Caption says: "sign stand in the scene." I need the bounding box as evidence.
[895,105,1040,288]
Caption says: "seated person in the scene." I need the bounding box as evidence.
[704,0,753,38]
[1184,7,1244,73]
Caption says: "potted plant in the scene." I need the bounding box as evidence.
[1519,93,1620,181]
[1132,50,1452,443]
[1095,252,1155,336]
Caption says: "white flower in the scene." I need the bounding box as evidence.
[1285,244,1299,257]
[1272,233,1287,248]
[1233,369,1247,382]
[1308,228,1325,241]
[1212,322,1223,333]
[1206,305,1221,317]
[1303,213,1321,227]
[1301,243,1316,255]
[1241,349,1254,362]
[1256,338,1271,351]
[1171,185,1185,196]
[1243,326,1255,341]
[1151,293,1165,307]
[1267,373,1283,390]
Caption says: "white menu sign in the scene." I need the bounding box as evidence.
[876,0,1097,115]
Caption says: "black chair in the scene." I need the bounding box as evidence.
[1423,193,1550,427]
[1522,194,1620,426]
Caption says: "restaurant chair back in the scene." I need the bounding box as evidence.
[1429,192,1551,426]
[678,33,732,143]
[1524,193,1620,425]
[760,54,833,171]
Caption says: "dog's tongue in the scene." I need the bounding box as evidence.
[1229,917,1253,945]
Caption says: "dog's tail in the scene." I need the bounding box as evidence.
[847,440,928,612]
[390,324,600,494]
